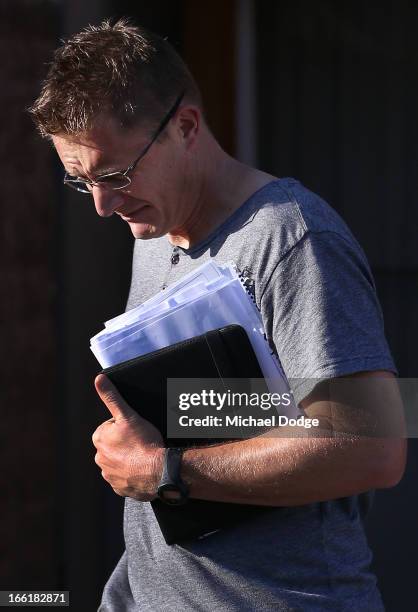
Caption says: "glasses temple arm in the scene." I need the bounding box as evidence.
[125,91,186,175]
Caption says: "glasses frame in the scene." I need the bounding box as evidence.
[63,91,185,194]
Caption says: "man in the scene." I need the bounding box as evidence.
[30,19,406,611]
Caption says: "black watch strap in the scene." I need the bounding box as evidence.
[157,448,189,505]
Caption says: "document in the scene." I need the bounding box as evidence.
[90,260,293,400]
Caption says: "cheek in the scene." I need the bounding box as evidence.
[158,145,185,183]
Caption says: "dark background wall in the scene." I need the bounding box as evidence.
[1,1,416,610]
[0,0,60,593]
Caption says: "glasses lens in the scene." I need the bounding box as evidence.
[64,178,92,194]
[64,172,131,193]
[95,173,131,190]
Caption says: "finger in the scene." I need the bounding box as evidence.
[92,425,103,447]
[95,373,136,421]
[112,488,126,497]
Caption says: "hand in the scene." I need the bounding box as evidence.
[92,374,165,500]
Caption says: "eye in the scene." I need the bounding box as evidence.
[95,173,131,190]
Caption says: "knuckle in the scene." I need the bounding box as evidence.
[113,487,125,497]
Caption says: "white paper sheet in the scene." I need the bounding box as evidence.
[90,260,298,415]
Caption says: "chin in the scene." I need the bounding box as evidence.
[129,222,165,240]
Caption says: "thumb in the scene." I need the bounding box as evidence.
[94,373,136,421]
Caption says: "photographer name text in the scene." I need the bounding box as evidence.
[178,415,319,429]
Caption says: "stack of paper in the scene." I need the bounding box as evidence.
[90,260,291,398]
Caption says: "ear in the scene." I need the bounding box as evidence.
[175,105,200,149]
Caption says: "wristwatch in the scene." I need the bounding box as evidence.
[157,448,189,505]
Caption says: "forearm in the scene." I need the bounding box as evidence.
[93,372,406,505]
[180,434,405,506]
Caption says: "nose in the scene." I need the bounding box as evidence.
[91,185,125,217]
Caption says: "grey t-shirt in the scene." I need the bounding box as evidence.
[99,178,395,611]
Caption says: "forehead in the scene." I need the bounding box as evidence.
[51,117,145,175]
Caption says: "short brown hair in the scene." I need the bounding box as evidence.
[29,18,203,137]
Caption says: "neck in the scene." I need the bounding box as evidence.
[168,137,276,249]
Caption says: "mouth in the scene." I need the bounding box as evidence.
[117,204,149,222]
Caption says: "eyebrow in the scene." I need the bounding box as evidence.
[92,164,124,175]
[70,164,124,178]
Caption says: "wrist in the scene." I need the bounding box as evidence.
[150,446,165,498]
[157,448,190,505]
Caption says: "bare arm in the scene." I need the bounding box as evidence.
[93,371,407,504]
[180,371,407,505]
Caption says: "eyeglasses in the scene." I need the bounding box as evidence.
[63,92,185,194]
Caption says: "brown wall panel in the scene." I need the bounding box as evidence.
[183,0,237,155]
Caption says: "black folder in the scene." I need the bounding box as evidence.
[101,324,272,544]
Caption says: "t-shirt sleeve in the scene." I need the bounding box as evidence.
[260,229,396,403]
